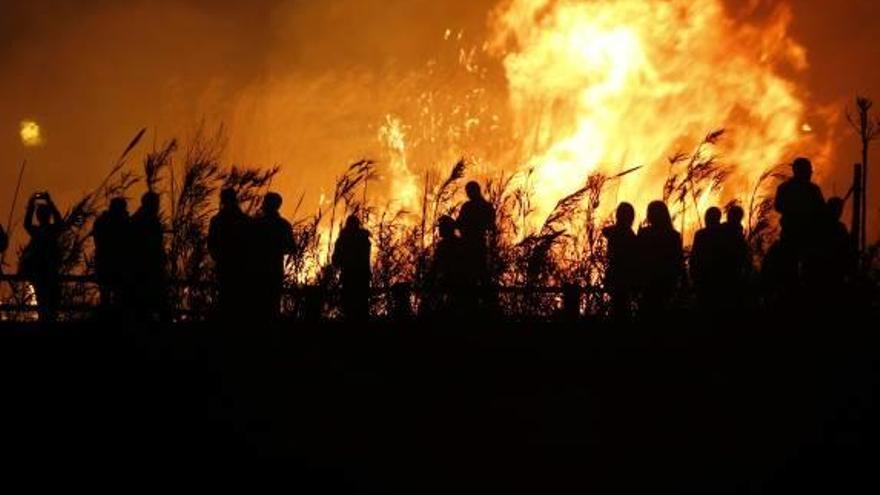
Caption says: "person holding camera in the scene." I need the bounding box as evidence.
[21,192,65,322]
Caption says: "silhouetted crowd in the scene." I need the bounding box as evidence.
[0,158,864,323]
[602,157,857,318]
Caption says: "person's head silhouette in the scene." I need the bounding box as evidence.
[220,188,238,211]
[344,215,362,231]
[827,197,844,221]
[262,192,282,215]
[141,192,160,217]
[792,157,813,182]
[437,215,456,239]
[109,197,128,216]
[615,202,635,229]
[465,181,483,202]
[646,201,673,230]
[35,204,53,226]
[727,205,745,226]
[705,207,722,228]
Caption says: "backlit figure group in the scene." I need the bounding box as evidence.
[0,158,860,323]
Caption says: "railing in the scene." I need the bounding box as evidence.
[0,273,607,321]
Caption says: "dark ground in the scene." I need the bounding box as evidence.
[1,311,878,493]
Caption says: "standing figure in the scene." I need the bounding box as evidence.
[456,181,496,313]
[690,207,725,311]
[723,205,746,239]
[815,197,856,298]
[129,192,167,322]
[208,188,253,320]
[636,201,684,316]
[768,157,825,300]
[722,205,751,308]
[775,158,825,247]
[253,192,295,322]
[775,158,825,257]
[602,202,639,319]
[424,215,465,316]
[93,197,130,310]
[21,192,65,322]
[457,182,496,279]
[332,215,372,322]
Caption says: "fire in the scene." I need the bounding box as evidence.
[489,0,817,231]
[378,115,420,211]
[20,120,43,147]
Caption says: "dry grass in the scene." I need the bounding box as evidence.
[7,121,872,321]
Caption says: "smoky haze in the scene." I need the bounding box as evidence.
[1,0,879,245]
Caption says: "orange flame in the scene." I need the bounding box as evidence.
[489,0,820,231]
[378,115,420,211]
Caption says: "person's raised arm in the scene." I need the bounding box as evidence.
[45,194,63,227]
[24,195,37,236]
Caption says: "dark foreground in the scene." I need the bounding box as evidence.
[1,312,879,493]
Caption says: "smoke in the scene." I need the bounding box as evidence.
[0,0,502,217]
[0,0,878,238]
[0,1,273,209]
[221,0,506,210]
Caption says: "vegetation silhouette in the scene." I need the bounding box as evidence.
[0,124,876,323]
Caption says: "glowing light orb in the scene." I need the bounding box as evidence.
[20,120,43,147]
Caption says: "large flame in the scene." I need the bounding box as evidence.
[225,0,829,242]
[489,0,817,230]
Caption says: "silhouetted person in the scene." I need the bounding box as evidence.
[457,181,496,314]
[21,192,64,322]
[721,205,751,308]
[690,207,744,311]
[458,181,495,279]
[637,201,684,316]
[690,206,724,307]
[723,205,746,240]
[602,202,638,319]
[93,197,130,310]
[253,192,294,322]
[424,215,465,316]
[332,215,371,322]
[208,188,252,320]
[130,192,167,322]
[767,157,826,302]
[814,197,855,297]
[775,157,824,254]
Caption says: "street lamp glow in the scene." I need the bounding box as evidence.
[20,120,43,147]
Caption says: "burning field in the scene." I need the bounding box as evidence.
[0,0,875,319]
[224,0,833,236]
